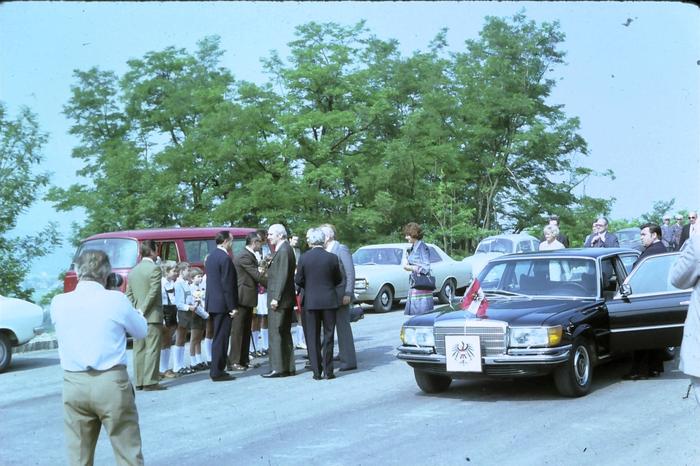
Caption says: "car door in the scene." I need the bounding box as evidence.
[606,253,690,352]
[427,246,445,288]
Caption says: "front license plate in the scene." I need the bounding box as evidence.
[445,335,482,372]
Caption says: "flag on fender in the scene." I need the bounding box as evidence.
[460,278,489,318]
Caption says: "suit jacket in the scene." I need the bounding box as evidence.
[126,258,163,324]
[234,248,266,308]
[330,241,355,303]
[584,232,619,248]
[205,247,238,314]
[295,247,342,311]
[632,240,668,270]
[680,224,692,249]
[266,241,297,309]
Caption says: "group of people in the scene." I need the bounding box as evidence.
[538,212,699,252]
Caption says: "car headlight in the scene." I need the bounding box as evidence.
[509,326,562,348]
[355,278,369,290]
[400,326,435,347]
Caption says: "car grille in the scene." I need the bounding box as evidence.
[434,324,507,357]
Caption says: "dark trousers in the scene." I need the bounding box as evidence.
[304,308,337,377]
[268,306,295,373]
[631,349,665,375]
[335,304,357,369]
[210,312,232,378]
[228,305,253,366]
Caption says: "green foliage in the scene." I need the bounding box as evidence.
[50,15,615,256]
[0,103,61,299]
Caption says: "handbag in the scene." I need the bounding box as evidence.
[410,272,436,291]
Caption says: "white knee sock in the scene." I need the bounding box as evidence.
[261,328,269,350]
[160,348,171,372]
[251,331,260,352]
[297,326,306,345]
[204,338,213,362]
[173,345,185,372]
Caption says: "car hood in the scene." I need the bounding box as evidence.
[407,297,592,327]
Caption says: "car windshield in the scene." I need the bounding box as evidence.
[353,248,403,265]
[617,231,639,242]
[73,238,139,269]
[479,257,598,298]
[475,238,513,254]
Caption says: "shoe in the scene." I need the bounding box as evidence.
[177,367,194,375]
[142,384,167,391]
[135,385,143,391]
[161,369,178,378]
[211,373,236,382]
[230,363,248,371]
[333,355,340,361]
[313,374,322,380]
[325,374,336,380]
[304,361,312,369]
[296,343,307,350]
[622,373,647,381]
[339,366,357,372]
[261,370,286,378]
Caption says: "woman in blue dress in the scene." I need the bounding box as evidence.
[402,222,434,316]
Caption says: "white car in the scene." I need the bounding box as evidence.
[0,294,46,372]
[462,233,541,278]
[353,243,472,313]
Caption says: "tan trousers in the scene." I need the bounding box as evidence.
[63,366,144,466]
[132,323,162,387]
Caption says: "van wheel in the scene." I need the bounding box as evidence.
[554,338,593,397]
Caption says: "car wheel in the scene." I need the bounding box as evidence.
[554,337,594,397]
[373,285,394,313]
[438,278,457,304]
[0,333,12,373]
[662,346,676,362]
[414,368,452,394]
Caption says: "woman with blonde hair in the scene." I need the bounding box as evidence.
[540,225,565,251]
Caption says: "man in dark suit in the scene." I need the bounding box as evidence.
[229,232,266,371]
[295,228,342,380]
[321,224,357,371]
[584,217,619,248]
[679,211,697,249]
[126,240,165,391]
[204,231,238,382]
[625,223,671,380]
[261,224,297,378]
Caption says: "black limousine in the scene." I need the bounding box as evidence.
[397,248,690,397]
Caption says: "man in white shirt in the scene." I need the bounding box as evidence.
[51,250,148,466]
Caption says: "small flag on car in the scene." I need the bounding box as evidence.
[461,278,489,318]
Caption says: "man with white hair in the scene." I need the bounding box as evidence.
[679,211,698,249]
[51,250,147,465]
[261,224,297,378]
[320,224,357,371]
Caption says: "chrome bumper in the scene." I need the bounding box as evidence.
[396,344,571,365]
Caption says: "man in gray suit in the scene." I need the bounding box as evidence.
[261,224,297,378]
[321,224,357,371]
[126,240,166,391]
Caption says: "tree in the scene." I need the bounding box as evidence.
[0,103,60,299]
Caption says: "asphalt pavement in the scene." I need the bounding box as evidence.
[4,306,700,466]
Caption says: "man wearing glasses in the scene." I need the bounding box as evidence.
[679,211,698,249]
[583,217,619,248]
[671,215,684,251]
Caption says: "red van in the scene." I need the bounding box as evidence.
[63,227,257,292]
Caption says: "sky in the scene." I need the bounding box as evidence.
[1,1,699,285]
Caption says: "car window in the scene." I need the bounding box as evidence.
[517,240,533,253]
[352,248,403,265]
[428,247,442,263]
[480,257,597,297]
[620,254,638,274]
[491,238,512,254]
[626,254,688,294]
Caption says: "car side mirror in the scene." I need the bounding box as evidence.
[620,283,632,297]
[106,273,124,290]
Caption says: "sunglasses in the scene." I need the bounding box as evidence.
[690,216,697,220]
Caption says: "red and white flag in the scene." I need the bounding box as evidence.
[460,278,489,318]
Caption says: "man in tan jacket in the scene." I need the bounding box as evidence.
[127,240,166,391]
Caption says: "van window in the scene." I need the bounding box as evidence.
[73,238,139,269]
[158,241,179,262]
[184,240,210,264]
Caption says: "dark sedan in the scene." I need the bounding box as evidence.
[397,248,690,397]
